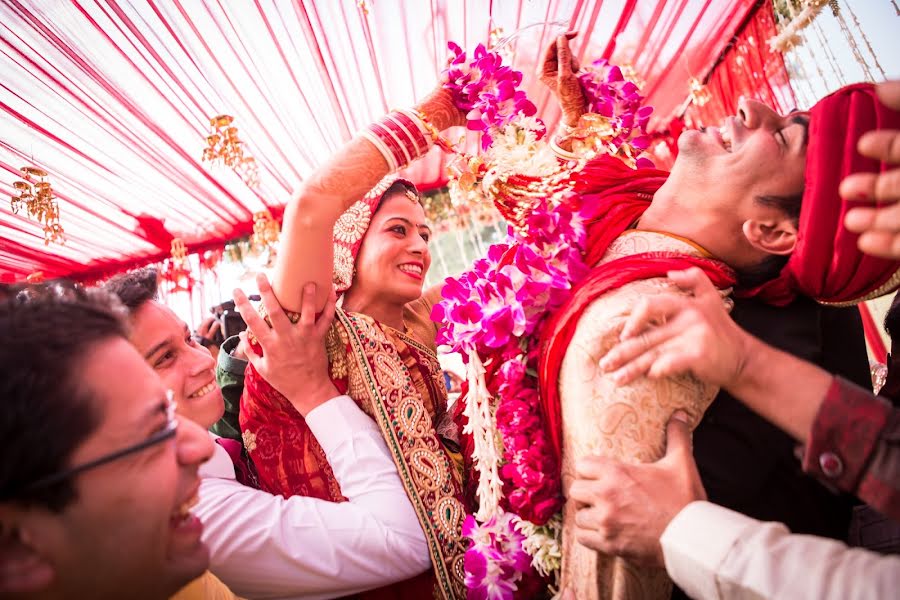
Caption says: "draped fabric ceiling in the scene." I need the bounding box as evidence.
[0,0,759,281]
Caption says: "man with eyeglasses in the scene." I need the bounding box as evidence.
[0,283,214,599]
[100,269,431,599]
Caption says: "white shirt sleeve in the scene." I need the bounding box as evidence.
[660,500,900,600]
[196,395,430,600]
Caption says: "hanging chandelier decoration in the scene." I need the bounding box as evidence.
[251,209,280,251]
[160,237,195,294]
[249,209,280,266]
[202,114,260,188]
[688,76,712,107]
[768,0,833,53]
[10,166,65,246]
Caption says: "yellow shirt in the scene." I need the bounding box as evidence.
[170,571,242,600]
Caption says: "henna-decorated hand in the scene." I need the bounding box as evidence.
[540,32,588,128]
[417,85,467,131]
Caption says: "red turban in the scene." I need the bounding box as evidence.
[742,83,900,306]
[330,175,419,292]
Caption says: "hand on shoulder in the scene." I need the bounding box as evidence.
[234,274,339,417]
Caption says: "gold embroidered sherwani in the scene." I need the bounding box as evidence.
[559,230,730,599]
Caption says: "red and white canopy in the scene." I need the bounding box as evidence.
[0,0,758,280]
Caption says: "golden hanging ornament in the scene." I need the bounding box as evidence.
[488,27,515,63]
[619,63,645,89]
[161,238,194,294]
[202,114,260,188]
[250,209,280,252]
[10,166,65,246]
[688,77,712,107]
[170,237,188,263]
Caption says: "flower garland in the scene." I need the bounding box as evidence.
[434,40,654,599]
[574,58,654,168]
[462,512,530,599]
[445,42,541,150]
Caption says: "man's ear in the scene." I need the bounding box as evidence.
[0,508,55,594]
[742,217,798,256]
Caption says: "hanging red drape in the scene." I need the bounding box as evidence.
[684,3,797,128]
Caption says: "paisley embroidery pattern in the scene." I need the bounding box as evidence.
[333,200,372,243]
[558,232,726,599]
[339,309,467,599]
[332,244,355,290]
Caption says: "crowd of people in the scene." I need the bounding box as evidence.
[1,34,899,600]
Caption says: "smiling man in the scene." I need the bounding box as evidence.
[548,96,812,600]
[101,268,431,599]
[535,81,900,599]
[0,282,213,600]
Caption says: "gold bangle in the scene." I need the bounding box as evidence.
[412,108,456,153]
[549,134,580,160]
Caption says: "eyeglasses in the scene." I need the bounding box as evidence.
[4,391,179,498]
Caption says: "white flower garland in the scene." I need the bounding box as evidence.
[485,118,561,178]
[463,348,504,521]
[514,514,563,589]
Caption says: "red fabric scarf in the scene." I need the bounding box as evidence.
[240,318,454,599]
[536,156,737,462]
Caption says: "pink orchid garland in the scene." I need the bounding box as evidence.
[433,195,589,599]
[462,513,531,600]
[436,40,656,598]
[576,58,655,168]
[434,196,588,518]
[443,42,542,150]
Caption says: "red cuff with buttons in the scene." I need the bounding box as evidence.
[802,376,891,495]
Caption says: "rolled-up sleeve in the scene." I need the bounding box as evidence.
[802,376,899,520]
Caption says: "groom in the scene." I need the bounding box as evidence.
[540,34,900,600]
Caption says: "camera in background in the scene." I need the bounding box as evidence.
[208,294,260,346]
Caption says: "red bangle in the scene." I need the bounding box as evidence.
[379,118,420,161]
[368,121,411,167]
[358,129,399,171]
[385,112,429,156]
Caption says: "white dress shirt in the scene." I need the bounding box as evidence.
[661,501,900,600]
[195,395,431,599]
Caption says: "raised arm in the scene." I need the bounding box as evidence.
[273,89,464,312]
[599,268,900,520]
[598,267,833,442]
